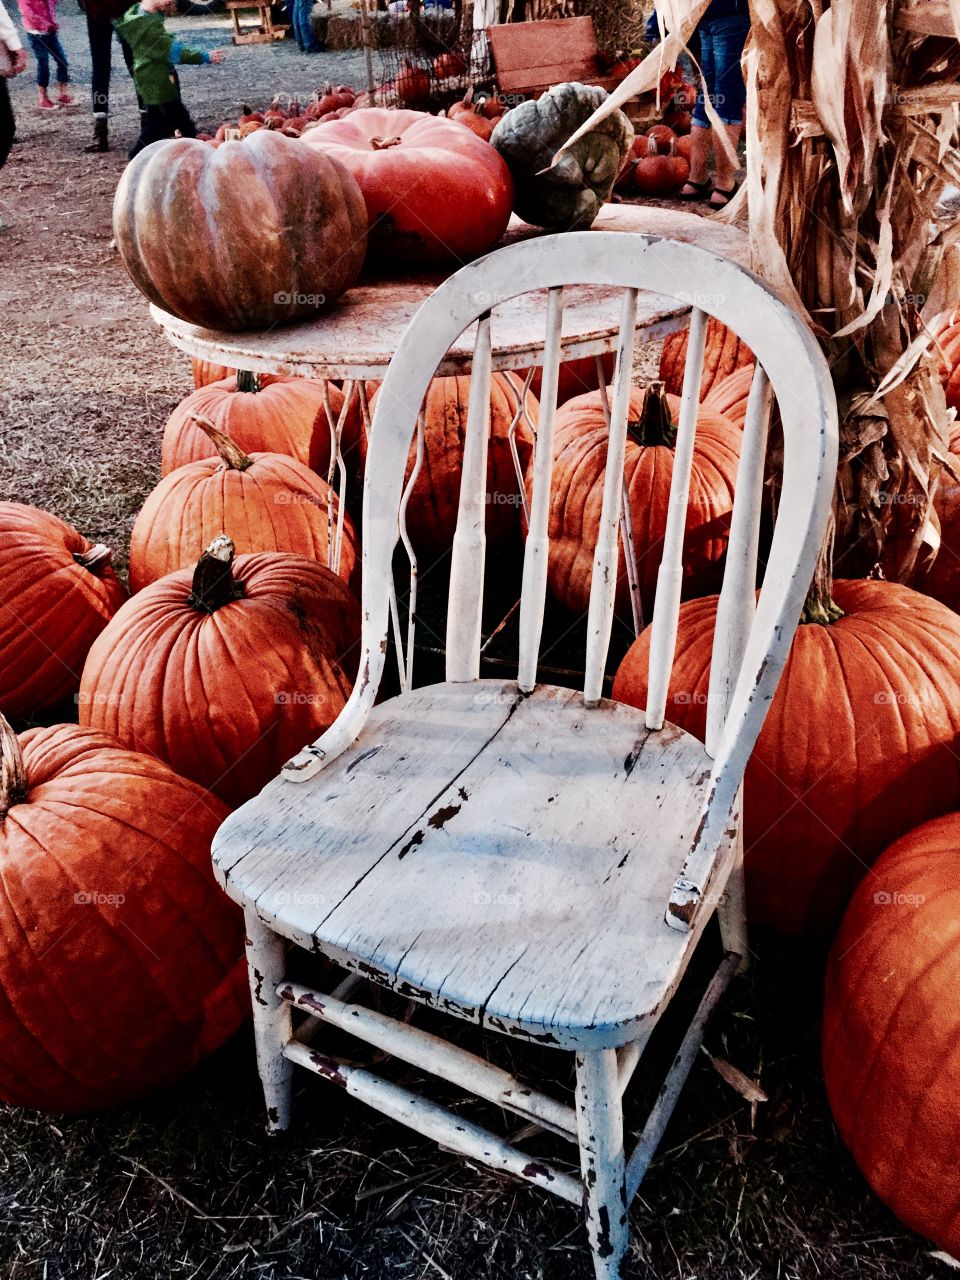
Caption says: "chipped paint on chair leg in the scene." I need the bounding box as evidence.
[575,1049,629,1279]
[718,822,750,970]
[244,908,294,1133]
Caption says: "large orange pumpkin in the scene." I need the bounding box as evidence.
[659,316,754,399]
[113,130,368,331]
[612,579,960,937]
[302,108,513,266]
[531,384,740,620]
[823,812,960,1256]
[161,372,358,477]
[80,538,360,808]
[0,714,247,1112]
[0,503,126,719]
[701,362,755,431]
[364,372,537,554]
[129,422,358,592]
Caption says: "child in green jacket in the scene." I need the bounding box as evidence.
[114,0,224,158]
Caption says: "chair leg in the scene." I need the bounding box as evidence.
[244,909,293,1133]
[575,1049,630,1280]
[717,826,750,971]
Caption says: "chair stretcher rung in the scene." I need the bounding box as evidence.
[283,1040,584,1205]
[278,981,578,1140]
[625,951,740,1203]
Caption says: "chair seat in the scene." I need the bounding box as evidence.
[213,680,726,1050]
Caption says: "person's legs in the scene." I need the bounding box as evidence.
[45,32,71,102]
[27,33,53,104]
[0,78,15,170]
[294,0,319,51]
[681,26,715,195]
[166,96,197,137]
[706,14,748,202]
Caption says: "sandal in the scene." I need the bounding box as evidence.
[709,185,738,208]
[678,179,711,201]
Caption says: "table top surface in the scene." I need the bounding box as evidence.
[152,204,753,379]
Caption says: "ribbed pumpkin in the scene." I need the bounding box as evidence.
[524,354,617,406]
[531,384,740,619]
[364,372,537,554]
[701,362,755,430]
[0,714,247,1112]
[823,813,960,1256]
[80,538,360,808]
[612,579,960,937]
[192,358,234,388]
[129,421,357,593]
[914,419,960,610]
[0,503,126,719]
[659,316,754,399]
[161,372,359,477]
[113,130,368,331]
[933,306,960,411]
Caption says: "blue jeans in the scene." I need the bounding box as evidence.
[692,15,749,129]
[291,0,320,52]
[28,31,70,90]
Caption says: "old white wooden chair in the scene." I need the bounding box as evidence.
[212,233,838,1279]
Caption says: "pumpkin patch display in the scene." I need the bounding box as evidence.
[129,421,357,592]
[823,813,960,1257]
[80,537,360,808]
[113,130,368,331]
[303,108,513,266]
[531,383,740,620]
[161,372,358,477]
[612,579,960,938]
[0,503,126,719]
[660,315,755,399]
[0,714,247,1112]
[490,82,634,230]
[364,372,537,554]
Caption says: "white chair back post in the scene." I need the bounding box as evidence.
[281,234,837,798]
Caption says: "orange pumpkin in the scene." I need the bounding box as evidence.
[80,537,360,808]
[364,373,537,554]
[646,123,678,155]
[0,503,126,719]
[523,354,617,405]
[932,306,960,410]
[192,358,234,387]
[631,136,689,196]
[823,812,960,1257]
[161,372,358,477]
[612,579,960,937]
[701,362,755,430]
[529,383,740,619]
[129,422,357,592]
[916,419,960,609]
[0,714,247,1112]
[660,315,755,399]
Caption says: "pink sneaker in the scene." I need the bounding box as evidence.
[38,93,56,110]
[58,91,73,107]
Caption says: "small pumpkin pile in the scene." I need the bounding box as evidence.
[200,84,359,143]
[625,131,690,198]
[445,87,506,142]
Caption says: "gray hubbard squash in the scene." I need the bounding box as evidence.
[490,83,633,231]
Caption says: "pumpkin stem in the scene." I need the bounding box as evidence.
[370,135,403,150]
[800,510,844,624]
[0,714,27,822]
[187,535,245,614]
[74,543,113,576]
[235,370,261,393]
[189,414,254,471]
[627,381,677,448]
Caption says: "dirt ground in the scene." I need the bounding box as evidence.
[0,8,951,1279]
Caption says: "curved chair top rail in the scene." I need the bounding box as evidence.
[284,231,838,927]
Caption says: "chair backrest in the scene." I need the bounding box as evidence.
[287,233,838,919]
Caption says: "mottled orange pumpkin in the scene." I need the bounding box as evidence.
[0,503,126,719]
[0,715,246,1112]
[129,423,357,592]
[530,384,740,619]
[80,538,360,808]
[612,579,960,937]
[823,812,960,1257]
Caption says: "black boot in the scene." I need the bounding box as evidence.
[84,117,109,153]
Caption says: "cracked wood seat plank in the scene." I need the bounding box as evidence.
[213,679,719,1051]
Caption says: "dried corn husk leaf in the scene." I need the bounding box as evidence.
[703,1050,769,1104]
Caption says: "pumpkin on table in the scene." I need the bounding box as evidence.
[113,130,368,331]
[364,372,537,555]
[0,714,246,1112]
[612,579,960,938]
[80,537,360,808]
[0,503,126,719]
[823,812,960,1257]
[659,315,754,399]
[129,419,358,592]
[302,108,513,266]
[530,383,740,620]
[490,82,634,230]
[161,371,360,478]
